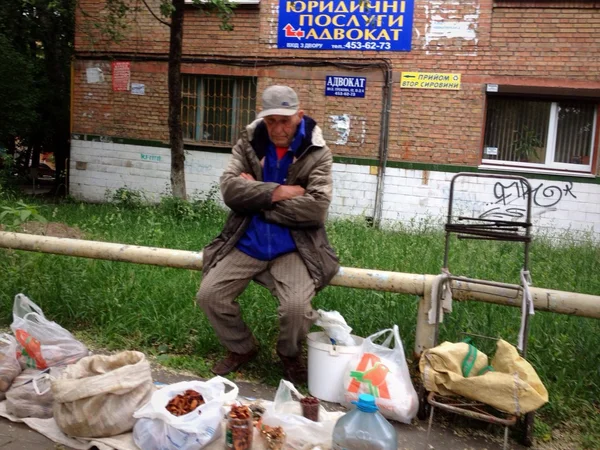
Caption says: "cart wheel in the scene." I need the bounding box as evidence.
[519,411,535,447]
[417,386,430,420]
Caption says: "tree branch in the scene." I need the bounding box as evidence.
[141,0,171,27]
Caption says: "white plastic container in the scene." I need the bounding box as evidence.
[306,331,363,403]
[332,393,397,450]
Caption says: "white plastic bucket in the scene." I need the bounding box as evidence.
[306,332,364,404]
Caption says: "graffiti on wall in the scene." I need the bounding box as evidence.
[479,180,577,220]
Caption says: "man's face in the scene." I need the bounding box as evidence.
[263,111,304,147]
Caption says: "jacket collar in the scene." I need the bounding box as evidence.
[247,115,325,161]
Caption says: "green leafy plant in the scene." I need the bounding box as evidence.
[0,201,47,228]
[512,127,544,162]
[159,196,199,221]
[106,187,146,208]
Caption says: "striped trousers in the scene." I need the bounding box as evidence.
[196,248,317,357]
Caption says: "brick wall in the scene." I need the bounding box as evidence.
[73,0,600,168]
[73,60,386,158]
[74,60,169,141]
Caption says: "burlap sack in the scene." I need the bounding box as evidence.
[420,339,548,415]
[52,351,154,438]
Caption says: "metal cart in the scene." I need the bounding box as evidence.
[422,173,536,449]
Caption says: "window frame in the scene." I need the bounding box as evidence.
[481,93,599,174]
[182,74,256,148]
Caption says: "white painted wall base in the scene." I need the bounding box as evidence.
[70,140,600,236]
[70,140,229,203]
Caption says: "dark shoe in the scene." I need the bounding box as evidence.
[278,352,308,385]
[211,347,259,376]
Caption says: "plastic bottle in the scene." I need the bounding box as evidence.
[332,394,398,450]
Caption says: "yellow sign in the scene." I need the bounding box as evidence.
[400,72,461,90]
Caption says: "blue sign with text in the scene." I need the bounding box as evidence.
[325,76,366,97]
[278,0,414,51]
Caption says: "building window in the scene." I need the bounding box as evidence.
[482,96,597,172]
[182,75,257,146]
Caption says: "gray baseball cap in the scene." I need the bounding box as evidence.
[257,85,300,119]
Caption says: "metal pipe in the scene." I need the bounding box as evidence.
[331,266,427,295]
[1,232,599,353]
[415,277,436,356]
[0,232,204,271]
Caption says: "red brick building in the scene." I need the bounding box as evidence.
[71,0,600,234]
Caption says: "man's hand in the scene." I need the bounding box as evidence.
[272,185,305,202]
[240,172,255,181]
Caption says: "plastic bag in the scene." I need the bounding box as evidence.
[341,325,419,424]
[52,351,154,437]
[314,309,356,346]
[132,377,239,450]
[6,367,65,418]
[262,380,338,450]
[0,334,21,392]
[11,294,89,369]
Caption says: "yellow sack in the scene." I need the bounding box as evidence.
[420,339,548,415]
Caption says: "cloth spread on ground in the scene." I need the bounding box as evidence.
[0,396,342,450]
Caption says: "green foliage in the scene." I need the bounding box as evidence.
[512,126,544,162]
[0,0,74,187]
[0,201,47,229]
[0,34,39,141]
[106,187,146,208]
[0,155,17,197]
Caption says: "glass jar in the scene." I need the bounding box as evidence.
[225,406,253,450]
[300,396,320,422]
[260,424,286,450]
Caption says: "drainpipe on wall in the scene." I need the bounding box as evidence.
[373,65,393,228]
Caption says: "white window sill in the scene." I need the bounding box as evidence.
[478,164,596,179]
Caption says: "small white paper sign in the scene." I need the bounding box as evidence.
[131,83,145,95]
[486,84,499,92]
[485,147,498,156]
[86,67,104,84]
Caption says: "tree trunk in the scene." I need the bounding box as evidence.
[38,3,71,197]
[168,0,186,200]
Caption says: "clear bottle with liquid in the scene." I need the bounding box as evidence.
[332,394,397,450]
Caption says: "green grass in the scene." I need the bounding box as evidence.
[0,193,599,447]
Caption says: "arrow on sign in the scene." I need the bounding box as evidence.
[283,24,305,39]
[403,74,416,78]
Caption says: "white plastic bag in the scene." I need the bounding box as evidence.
[132,376,239,450]
[341,325,419,424]
[314,309,356,346]
[6,367,65,418]
[0,334,21,392]
[262,380,339,450]
[11,294,89,369]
